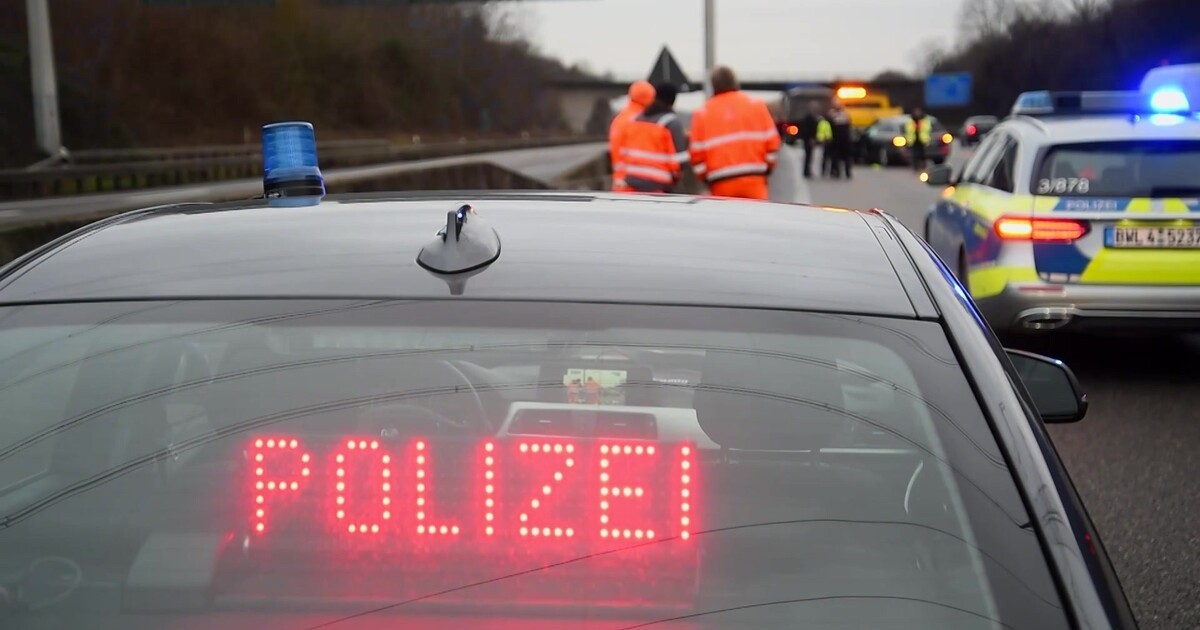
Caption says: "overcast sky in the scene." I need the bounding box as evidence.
[504,0,967,81]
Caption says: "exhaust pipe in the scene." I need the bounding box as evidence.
[1015,307,1075,331]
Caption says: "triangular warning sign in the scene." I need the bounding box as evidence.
[647,46,692,90]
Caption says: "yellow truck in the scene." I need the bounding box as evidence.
[835,86,904,135]
[777,85,905,144]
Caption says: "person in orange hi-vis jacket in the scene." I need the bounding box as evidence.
[619,82,687,193]
[609,81,656,192]
[688,66,781,200]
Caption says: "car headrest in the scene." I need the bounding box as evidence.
[693,346,846,450]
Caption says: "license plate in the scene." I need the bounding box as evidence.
[1105,226,1200,248]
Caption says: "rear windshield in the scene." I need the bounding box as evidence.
[1035,140,1200,197]
[0,300,1067,630]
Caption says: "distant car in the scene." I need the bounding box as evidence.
[0,123,1134,629]
[961,115,999,146]
[858,115,953,166]
[924,87,1200,333]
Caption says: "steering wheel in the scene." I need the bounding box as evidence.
[19,557,83,611]
[357,360,489,438]
[433,360,490,432]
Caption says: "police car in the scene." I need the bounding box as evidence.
[924,66,1200,332]
[0,123,1132,629]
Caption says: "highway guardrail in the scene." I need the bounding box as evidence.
[1,135,604,201]
[64,138,393,164]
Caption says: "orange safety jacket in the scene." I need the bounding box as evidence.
[620,111,686,192]
[689,91,781,185]
[609,81,656,190]
[610,103,644,188]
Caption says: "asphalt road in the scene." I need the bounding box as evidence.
[486,142,607,183]
[797,143,1200,630]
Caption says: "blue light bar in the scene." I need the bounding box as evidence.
[1141,64,1200,109]
[262,121,325,199]
[1010,90,1185,118]
[1150,86,1190,113]
[1011,91,1053,115]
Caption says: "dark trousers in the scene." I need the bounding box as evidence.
[911,142,927,170]
[802,139,815,177]
[829,142,852,178]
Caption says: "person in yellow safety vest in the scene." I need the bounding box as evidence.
[904,107,934,171]
[610,81,656,191]
[816,116,833,177]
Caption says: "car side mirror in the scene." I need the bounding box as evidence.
[923,164,953,186]
[1006,349,1088,423]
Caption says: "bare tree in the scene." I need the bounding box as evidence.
[1063,0,1111,21]
[959,0,1019,39]
[483,0,535,44]
[910,37,949,75]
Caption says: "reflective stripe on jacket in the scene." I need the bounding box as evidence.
[905,117,933,145]
[689,91,781,184]
[609,103,645,187]
[621,111,685,192]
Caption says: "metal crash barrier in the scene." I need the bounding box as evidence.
[0,136,605,201]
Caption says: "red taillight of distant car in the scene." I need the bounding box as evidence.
[967,124,978,135]
[786,125,799,135]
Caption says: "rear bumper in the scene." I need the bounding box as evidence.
[977,282,1200,332]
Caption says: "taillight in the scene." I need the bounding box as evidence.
[995,216,1088,242]
[967,124,977,135]
[786,124,799,135]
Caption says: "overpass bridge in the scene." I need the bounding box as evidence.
[551,77,927,134]
[549,47,929,134]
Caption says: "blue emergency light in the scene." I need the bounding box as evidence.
[1141,64,1199,112]
[1011,89,1196,118]
[261,121,325,199]
[1149,87,1190,113]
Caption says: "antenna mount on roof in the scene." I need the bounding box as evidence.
[417,204,501,294]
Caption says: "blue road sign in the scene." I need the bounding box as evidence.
[925,72,973,107]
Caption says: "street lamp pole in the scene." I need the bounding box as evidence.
[703,0,714,96]
[26,0,64,162]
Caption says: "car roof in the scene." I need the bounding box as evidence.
[0,192,923,318]
[1001,114,1200,144]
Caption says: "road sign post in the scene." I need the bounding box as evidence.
[26,0,63,159]
[925,72,973,108]
[703,0,714,96]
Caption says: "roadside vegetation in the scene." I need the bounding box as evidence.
[0,1,591,166]
[926,0,1200,115]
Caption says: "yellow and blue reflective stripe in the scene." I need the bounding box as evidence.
[1040,196,1200,213]
[969,265,1040,299]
